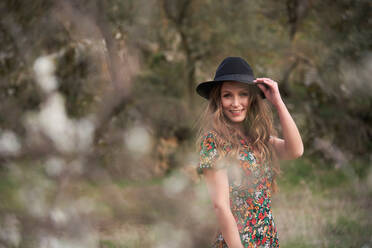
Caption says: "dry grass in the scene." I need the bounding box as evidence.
[273,183,372,247]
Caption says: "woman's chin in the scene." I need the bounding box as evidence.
[227,116,245,124]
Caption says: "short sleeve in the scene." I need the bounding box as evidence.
[197,132,220,175]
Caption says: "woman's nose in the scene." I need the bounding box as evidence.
[232,95,240,106]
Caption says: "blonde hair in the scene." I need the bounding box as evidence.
[195,82,280,192]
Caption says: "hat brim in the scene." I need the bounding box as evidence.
[196,79,265,99]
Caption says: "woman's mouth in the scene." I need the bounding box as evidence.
[230,110,243,116]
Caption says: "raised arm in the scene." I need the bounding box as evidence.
[255,78,304,160]
[203,168,244,248]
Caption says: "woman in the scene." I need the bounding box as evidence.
[195,57,303,248]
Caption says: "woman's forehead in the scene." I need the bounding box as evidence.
[221,81,249,91]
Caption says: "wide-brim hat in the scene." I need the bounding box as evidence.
[196,57,265,99]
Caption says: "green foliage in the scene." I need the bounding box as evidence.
[0,172,20,211]
[278,156,359,191]
[282,240,314,248]
[56,45,98,118]
[115,177,164,189]
[135,59,186,99]
[325,215,372,248]
[279,158,316,188]
[100,240,133,248]
[100,239,144,248]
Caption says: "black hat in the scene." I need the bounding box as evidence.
[196,57,265,99]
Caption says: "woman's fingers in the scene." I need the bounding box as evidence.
[256,83,267,92]
[255,78,277,87]
[255,78,279,92]
[254,79,270,90]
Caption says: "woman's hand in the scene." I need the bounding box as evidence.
[254,78,283,107]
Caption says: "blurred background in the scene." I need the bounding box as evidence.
[0,0,371,247]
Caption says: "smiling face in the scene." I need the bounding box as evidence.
[220,82,250,127]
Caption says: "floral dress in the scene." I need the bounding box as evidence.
[197,131,280,248]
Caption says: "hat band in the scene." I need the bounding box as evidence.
[214,73,255,83]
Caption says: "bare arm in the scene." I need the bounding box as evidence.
[203,168,243,248]
[270,100,304,160]
[255,78,304,160]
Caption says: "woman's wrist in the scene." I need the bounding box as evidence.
[273,96,285,109]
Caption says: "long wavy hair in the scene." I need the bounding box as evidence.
[196,82,280,192]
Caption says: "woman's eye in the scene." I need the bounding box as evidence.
[223,94,231,98]
[240,92,249,96]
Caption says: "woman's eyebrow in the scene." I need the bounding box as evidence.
[221,90,232,93]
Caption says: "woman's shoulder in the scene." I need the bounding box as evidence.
[199,130,218,148]
[201,130,230,145]
[197,130,229,174]
[202,130,218,139]
[200,130,233,152]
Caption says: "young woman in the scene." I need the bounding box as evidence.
[195,57,303,248]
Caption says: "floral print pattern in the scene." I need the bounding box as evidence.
[197,131,280,248]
